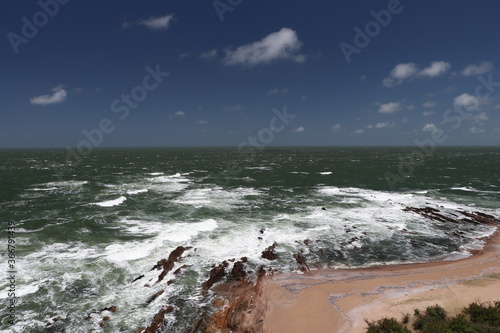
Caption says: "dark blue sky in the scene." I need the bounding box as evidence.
[2,0,500,148]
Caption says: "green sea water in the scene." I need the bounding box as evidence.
[1,146,499,332]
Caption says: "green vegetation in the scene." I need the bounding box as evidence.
[365,302,500,333]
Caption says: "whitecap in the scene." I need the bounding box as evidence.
[94,196,127,207]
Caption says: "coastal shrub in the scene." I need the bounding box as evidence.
[464,301,500,327]
[412,305,448,332]
[365,301,500,333]
[365,318,411,333]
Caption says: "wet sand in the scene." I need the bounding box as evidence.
[258,228,500,333]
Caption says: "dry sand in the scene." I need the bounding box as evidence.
[257,229,500,333]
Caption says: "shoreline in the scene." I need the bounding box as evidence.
[255,227,500,333]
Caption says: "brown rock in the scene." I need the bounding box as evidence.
[154,246,191,284]
[144,306,174,333]
[145,290,164,306]
[261,242,278,260]
[230,260,247,281]
[203,261,228,292]
[293,251,310,271]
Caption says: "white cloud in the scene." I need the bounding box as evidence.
[174,111,185,116]
[365,124,373,129]
[383,61,451,87]
[124,14,174,30]
[300,95,307,100]
[382,63,418,87]
[406,104,415,110]
[423,100,437,108]
[223,28,305,66]
[469,127,485,134]
[30,85,67,105]
[331,124,341,132]
[494,104,500,110]
[419,61,451,77]
[422,123,438,132]
[454,93,480,111]
[378,102,402,114]
[293,126,304,133]
[354,129,364,134]
[475,112,489,122]
[267,88,288,96]
[461,62,493,76]
[375,122,395,129]
[196,120,209,124]
[200,49,218,60]
[422,111,434,117]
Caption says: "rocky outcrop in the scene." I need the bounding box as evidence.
[293,251,310,271]
[203,261,229,293]
[403,207,499,226]
[261,242,278,260]
[154,246,191,285]
[139,305,175,333]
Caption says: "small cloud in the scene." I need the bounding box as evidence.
[461,62,493,76]
[419,61,451,77]
[422,111,434,117]
[378,102,402,114]
[375,122,395,129]
[474,112,489,123]
[360,75,367,81]
[382,63,418,87]
[179,52,194,60]
[454,93,480,111]
[365,124,373,129]
[175,111,185,116]
[123,14,174,30]
[383,61,451,87]
[223,27,305,66]
[200,49,218,61]
[293,126,304,133]
[423,100,437,108]
[330,124,341,132]
[267,88,288,96]
[422,123,438,132]
[354,129,364,134]
[300,95,307,100]
[406,104,415,110]
[469,127,485,134]
[196,120,209,124]
[30,85,67,105]
[221,104,244,112]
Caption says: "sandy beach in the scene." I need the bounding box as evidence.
[256,228,500,333]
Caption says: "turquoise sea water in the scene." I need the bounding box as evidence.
[1,147,499,332]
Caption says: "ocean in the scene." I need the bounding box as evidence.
[1,146,499,332]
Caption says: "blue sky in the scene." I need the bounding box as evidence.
[2,0,500,148]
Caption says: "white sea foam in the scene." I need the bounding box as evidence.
[319,171,332,175]
[127,189,148,195]
[94,196,127,207]
[173,186,261,210]
[104,219,218,262]
[28,187,58,191]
